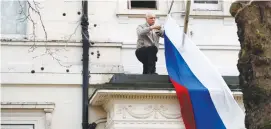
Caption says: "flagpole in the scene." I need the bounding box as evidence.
[168,0,174,14]
[182,0,191,46]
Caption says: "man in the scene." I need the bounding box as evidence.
[135,12,164,74]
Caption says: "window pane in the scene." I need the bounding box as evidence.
[130,1,157,9]
[1,1,27,35]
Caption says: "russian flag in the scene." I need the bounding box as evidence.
[164,15,245,129]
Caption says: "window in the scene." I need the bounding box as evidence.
[194,0,218,4]
[1,124,34,129]
[1,1,27,38]
[128,0,157,10]
[193,0,222,11]
[116,0,166,17]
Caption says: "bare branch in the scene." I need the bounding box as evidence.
[18,0,48,52]
[32,48,73,68]
[32,0,47,41]
[18,0,37,52]
[17,0,73,68]
[27,1,39,13]
[45,48,72,68]
[61,19,81,51]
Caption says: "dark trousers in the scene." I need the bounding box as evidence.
[135,45,158,74]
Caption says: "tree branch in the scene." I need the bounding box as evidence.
[18,0,74,68]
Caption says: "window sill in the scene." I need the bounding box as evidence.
[1,102,55,109]
[116,10,232,19]
[1,34,27,40]
[116,10,167,18]
[190,10,232,18]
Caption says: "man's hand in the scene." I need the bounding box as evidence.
[150,25,161,30]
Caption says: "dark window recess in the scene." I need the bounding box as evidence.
[194,0,218,4]
[130,1,157,9]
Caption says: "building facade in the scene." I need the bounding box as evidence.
[1,0,243,129]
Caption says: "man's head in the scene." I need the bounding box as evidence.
[145,12,156,26]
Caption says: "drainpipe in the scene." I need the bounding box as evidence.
[81,0,89,129]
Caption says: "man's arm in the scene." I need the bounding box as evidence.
[137,25,151,36]
[137,25,161,36]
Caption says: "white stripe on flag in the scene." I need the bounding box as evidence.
[164,15,245,129]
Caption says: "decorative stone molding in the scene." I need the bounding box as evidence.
[90,90,184,129]
[1,102,55,109]
[115,104,181,120]
[44,109,54,129]
[90,90,178,106]
[90,90,244,129]
[232,91,245,111]
[1,102,55,129]
[90,90,244,108]
[233,92,243,102]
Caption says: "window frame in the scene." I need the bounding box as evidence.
[1,0,28,40]
[127,0,158,10]
[1,124,34,129]
[1,115,43,129]
[192,0,222,11]
[116,0,170,18]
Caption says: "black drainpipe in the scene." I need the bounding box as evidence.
[81,0,89,129]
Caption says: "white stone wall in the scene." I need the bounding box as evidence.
[1,85,106,129]
[1,0,239,78]
[1,85,81,129]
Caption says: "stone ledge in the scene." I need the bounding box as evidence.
[1,40,241,50]
[1,102,55,109]
[89,90,178,106]
[106,74,241,91]
[89,89,243,106]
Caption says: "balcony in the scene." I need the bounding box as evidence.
[89,74,244,129]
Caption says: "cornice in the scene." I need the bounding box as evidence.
[89,89,243,106]
[1,102,55,109]
[90,90,178,106]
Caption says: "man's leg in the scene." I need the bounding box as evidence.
[135,47,148,74]
[143,64,148,74]
[146,45,158,74]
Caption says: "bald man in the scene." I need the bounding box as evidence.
[135,13,164,74]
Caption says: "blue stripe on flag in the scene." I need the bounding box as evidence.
[164,33,226,129]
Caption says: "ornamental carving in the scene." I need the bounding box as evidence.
[116,104,181,120]
[89,90,243,129]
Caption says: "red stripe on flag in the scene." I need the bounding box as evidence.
[170,78,197,129]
